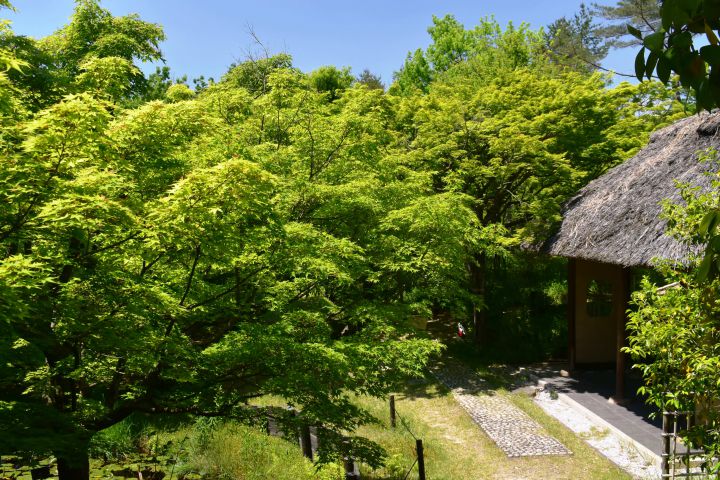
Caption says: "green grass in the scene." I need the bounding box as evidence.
[181,424,342,480]
[88,419,344,480]
[349,377,631,480]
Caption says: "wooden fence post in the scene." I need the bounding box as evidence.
[661,411,673,478]
[416,439,426,480]
[390,395,396,428]
[343,457,360,480]
[342,438,360,479]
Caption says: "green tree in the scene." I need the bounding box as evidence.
[221,53,294,95]
[1,0,164,109]
[392,48,433,93]
[425,14,479,72]
[0,56,483,480]
[165,83,194,102]
[394,61,680,344]
[307,65,354,101]
[389,14,683,349]
[392,17,548,94]
[73,56,140,102]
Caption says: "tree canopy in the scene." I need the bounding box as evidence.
[0,0,164,109]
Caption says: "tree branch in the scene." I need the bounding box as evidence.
[81,231,142,259]
[179,244,201,307]
[140,252,165,277]
[186,264,267,310]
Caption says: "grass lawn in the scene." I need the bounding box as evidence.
[352,377,631,480]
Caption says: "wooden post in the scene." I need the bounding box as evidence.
[389,395,396,428]
[300,424,313,460]
[416,439,426,480]
[614,267,631,402]
[567,259,577,372]
[343,458,360,480]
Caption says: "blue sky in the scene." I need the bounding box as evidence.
[7,0,635,85]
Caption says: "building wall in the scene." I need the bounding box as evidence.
[574,259,626,364]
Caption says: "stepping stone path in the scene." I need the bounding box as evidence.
[433,361,571,458]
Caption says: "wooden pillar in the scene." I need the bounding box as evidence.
[567,259,577,372]
[614,267,631,402]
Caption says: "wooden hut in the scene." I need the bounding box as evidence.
[543,112,720,401]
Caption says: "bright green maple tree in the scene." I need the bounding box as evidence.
[0,0,164,110]
[0,3,485,478]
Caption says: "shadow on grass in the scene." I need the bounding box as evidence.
[430,340,569,400]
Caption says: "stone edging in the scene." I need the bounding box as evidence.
[554,391,661,464]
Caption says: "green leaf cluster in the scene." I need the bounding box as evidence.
[632,0,720,112]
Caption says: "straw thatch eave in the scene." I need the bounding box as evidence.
[543,112,720,268]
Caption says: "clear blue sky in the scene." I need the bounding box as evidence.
[7,0,634,85]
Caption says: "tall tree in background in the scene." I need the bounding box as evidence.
[547,4,610,72]
[391,13,685,349]
[357,68,384,90]
[222,53,294,96]
[392,16,547,93]
[392,48,433,93]
[307,65,354,100]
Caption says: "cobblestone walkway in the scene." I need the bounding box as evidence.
[433,361,571,458]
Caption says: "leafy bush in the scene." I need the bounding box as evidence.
[626,167,720,475]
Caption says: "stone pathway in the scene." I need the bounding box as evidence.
[433,361,571,458]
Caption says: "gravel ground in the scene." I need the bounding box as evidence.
[535,389,661,480]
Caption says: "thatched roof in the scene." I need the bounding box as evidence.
[543,112,720,268]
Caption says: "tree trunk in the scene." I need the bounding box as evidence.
[56,449,90,480]
[470,253,487,346]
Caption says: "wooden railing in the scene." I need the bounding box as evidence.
[661,411,717,479]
